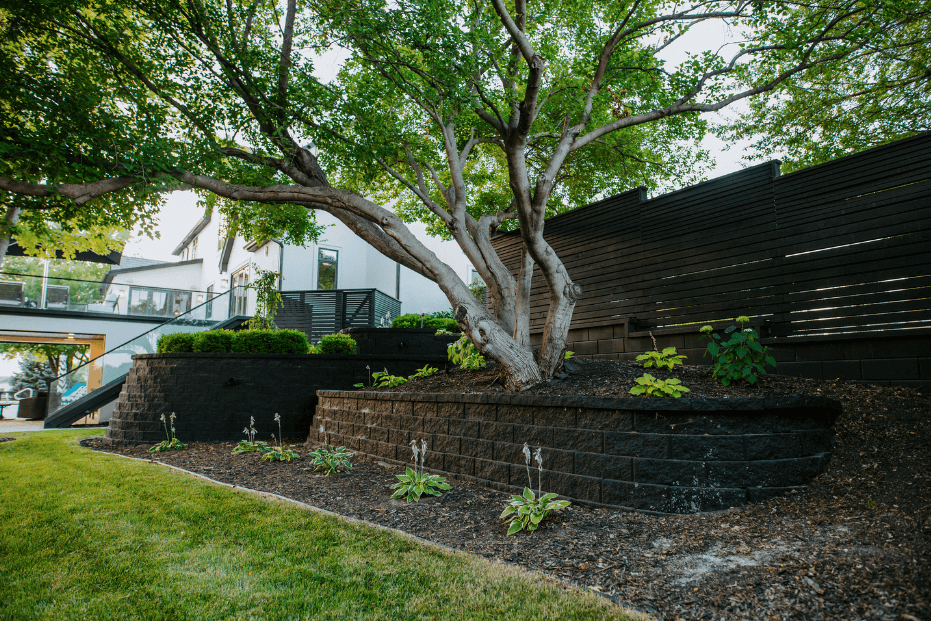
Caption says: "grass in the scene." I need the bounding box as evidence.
[0,431,639,621]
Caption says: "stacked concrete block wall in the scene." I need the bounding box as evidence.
[342,327,459,358]
[543,320,931,389]
[105,352,447,445]
[311,390,841,514]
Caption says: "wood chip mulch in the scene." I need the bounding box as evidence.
[84,361,930,621]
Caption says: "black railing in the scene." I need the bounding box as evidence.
[277,289,401,342]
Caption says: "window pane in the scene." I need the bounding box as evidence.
[318,249,338,290]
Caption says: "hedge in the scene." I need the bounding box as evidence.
[192,330,234,353]
[231,329,309,354]
[316,333,356,354]
[390,314,459,332]
[156,332,196,353]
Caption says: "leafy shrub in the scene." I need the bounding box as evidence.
[391,313,459,332]
[700,316,776,386]
[192,330,234,353]
[353,366,408,388]
[501,444,569,535]
[629,373,690,398]
[391,439,450,502]
[308,424,355,475]
[156,332,196,353]
[317,333,356,354]
[446,334,485,369]
[149,413,187,452]
[231,329,309,354]
[431,309,454,319]
[636,346,687,370]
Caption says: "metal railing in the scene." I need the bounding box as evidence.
[0,271,220,319]
[45,287,245,421]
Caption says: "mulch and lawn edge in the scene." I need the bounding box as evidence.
[85,360,931,621]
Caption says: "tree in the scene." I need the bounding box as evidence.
[11,357,58,393]
[1,342,90,378]
[720,1,931,171]
[1,0,927,389]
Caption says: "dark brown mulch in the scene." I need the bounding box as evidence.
[0,437,16,443]
[85,361,930,621]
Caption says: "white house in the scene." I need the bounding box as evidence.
[104,210,473,323]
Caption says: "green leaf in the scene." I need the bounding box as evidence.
[507,522,523,536]
[522,487,534,501]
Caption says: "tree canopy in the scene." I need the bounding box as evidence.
[1,0,928,388]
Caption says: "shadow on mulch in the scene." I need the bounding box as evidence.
[85,364,930,621]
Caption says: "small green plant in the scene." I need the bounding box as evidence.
[232,416,270,454]
[149,412,187,452]
[409,364,438,379]
[353,365,375,388]
[261,413,301,462]
[564,351,574,360]
[390,439,451,502]
[317,332,356,354]
[374,369,408,387]
[500,444,570,535]
[629,373,691,398]
[446,334,485,369]
[244,265,282,330]
[469,277,486,301]
[307,424,355,475]
[700,316,776,386]
[636,346,687,370]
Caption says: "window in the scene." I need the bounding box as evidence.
[231,267,249,315]
[470,269,485,286]
[317,248,338,290]
[191,236,198,259]
[205,284,214,319]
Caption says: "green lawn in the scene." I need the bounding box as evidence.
[0,431,637,621]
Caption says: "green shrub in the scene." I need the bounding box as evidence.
[156,332,196,353]
[317,333,356,354]
[192,330,234,353]
[700,316,776,386]
[231,329,309,354]
[390,313,459,332]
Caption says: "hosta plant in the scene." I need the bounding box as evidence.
[391,439,451,502]
[232,416,270,454]
[629,373,691,398]
[501,444,570,535]
[409,364,438,379]
[308,424,355,475]
[700,316,777,386]
[149,412,187,452]
[636,346,687,370]
[261,413,301,462]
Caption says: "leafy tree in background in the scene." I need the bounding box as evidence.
[1,255,111,305]
[720,1,931,171]
[1,342,90,378]
[10,358,58,393]
[0,0,927,389]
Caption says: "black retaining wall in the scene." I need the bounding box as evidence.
[105,353,446,445]
[343,327,459,357]
[311,390,842,514]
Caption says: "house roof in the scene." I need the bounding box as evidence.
[103,258,204,285]
[171,214,212,256]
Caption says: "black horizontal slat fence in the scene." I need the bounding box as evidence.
[278,289,401,343]
[491,133,931,338]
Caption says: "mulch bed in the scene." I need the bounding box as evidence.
[84,360,930,621]
[0,437,16,443]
